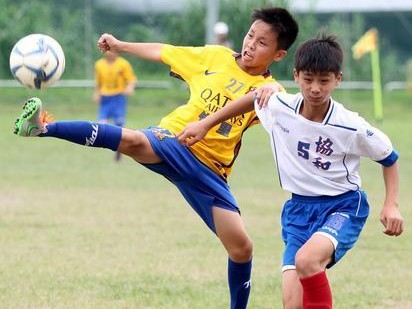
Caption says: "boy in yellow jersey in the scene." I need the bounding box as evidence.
[14,7,298,308]
[94,50,137,160]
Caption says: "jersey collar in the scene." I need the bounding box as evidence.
[233,53,272,78]
[295,95,336,125]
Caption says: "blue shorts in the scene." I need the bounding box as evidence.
[281,190,369,271]
[98,94,127,126]
[140,127,239,233]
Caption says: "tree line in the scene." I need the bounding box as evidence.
[0,0,408,83]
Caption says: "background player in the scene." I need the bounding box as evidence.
[213,21,233,48]
[13,7,299,309]
[177,33,404,309]
[93,50,137,161]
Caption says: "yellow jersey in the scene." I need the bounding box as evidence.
[95,56,137,96]
[160,44,283,180]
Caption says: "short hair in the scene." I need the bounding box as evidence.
[251,7,299,51]
[294,33,343,75]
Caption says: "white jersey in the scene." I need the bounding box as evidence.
[255,92,398,196]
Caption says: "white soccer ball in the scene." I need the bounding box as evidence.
[9,33,65,89]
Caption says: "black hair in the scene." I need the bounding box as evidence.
[294,33,343,75]
[251,7,299,51]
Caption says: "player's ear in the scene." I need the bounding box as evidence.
[335,71,343,85]
[293,69,299,82]
[273,49,287,62]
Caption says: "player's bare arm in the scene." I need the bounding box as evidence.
[177,92,255,146]
[177,83,281,146]
[98,33,163,62]
[123,81,136,96]
[380,162,404,236]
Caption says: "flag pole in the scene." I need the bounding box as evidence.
[352,28,384,122]
[371,39,383,122]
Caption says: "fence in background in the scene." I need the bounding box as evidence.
[0,79,410,91]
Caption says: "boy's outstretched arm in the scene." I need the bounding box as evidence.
[177,92,256,146]
[380,161,404,236]
[98,33,163,62]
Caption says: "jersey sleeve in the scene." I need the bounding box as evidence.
[254,93,279,133]
[350,117,399,166]
[161,44,207,81]
[123,60,137,83]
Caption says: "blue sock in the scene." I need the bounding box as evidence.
[40,121,122,151]
[228,258,252,309]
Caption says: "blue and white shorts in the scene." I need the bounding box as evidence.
[281,190,369,271]
[140,127,239,233]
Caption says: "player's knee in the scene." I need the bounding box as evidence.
[118,129,161,163]
[229,239,253,262]
[295,250,320,277]
[296,243,333,278]
[119,129,145,153]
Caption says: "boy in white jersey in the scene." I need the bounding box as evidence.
[13,7,299,309]
[177,34,404,308]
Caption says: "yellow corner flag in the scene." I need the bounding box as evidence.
[352,28,383,122]
[352,28,378,60]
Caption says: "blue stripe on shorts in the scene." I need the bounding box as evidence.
[140,127,239,233]
[281,190,369,270]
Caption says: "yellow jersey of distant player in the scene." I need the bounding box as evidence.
[160,44,284,180]
[95,56,137,96]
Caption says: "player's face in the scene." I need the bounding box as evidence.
[238,20,287,75]
[105,51,117,61]
[294,70,342,108]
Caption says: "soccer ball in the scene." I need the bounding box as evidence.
[9,34,65,89]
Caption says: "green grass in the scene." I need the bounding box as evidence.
[0,87,411,308]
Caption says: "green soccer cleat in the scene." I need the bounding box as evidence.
[13,97,45,137]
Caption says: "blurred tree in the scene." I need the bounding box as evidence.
[311,12,402,83]
[0,0,97,79]
[156,0,403,82]
[0,0,408,82]
[0,0,51,78]
[124,23,167,77]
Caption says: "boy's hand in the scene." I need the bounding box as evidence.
[98,33,121,53]
[177,121,208,147]
[255,82,282,109]
[380,205,404,236]
[92,91,100,103]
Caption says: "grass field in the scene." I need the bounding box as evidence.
[0,86,411,308]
